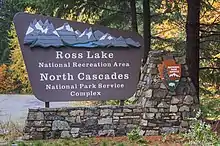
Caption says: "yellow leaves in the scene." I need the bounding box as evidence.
[24,7,36,14]
[200,1,220,24]
[0,64,17,93]
[8,25,32,93]
[214,53,220,59]
[59,9,101,24]
[154,20,180,39]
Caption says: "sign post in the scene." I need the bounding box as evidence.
[45,102,50,108]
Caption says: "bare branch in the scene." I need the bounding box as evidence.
[200,39,220,43]
[151,36,175,43]
[199,67,220,70]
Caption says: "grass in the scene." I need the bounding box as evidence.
[9,135,189,146]
[11,138,143,146]
[0,120,23,142]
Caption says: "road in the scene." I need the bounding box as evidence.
[0,94,73,124]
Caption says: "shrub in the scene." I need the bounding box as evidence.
[127,127,148,145]
[184,111,220,146]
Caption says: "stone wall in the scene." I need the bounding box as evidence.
[24,105,142,140]
[23,50,199,139]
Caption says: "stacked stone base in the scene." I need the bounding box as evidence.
[24,105,193,140]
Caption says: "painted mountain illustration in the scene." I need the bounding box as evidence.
[24,20,141,48]
[24,19,63,47]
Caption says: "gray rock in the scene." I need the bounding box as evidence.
[183,95,194,105]
[29,132,44,140]
[149,57,162,64]
[140,73,144,81]
[71,128,80,134]
[36,127,50,132]
[22,134,30,140]
[180,121,189,127]
[156,113,161,119]
[184,65,188,71]
[160,83,167,89]
[144,76,152,84]
[123,109,132,113]
[153,89,168,98]
[170,105,178,112]
[72,133,79,138]
[145,100,156,107]
[52,120,70,130]
[141,97,146,107]
[157,102,169,108]
[171,97,181,104]
[179,128,188,133]
[98,118,113,124]
[133,119,140,124]
[44,114,65,121]
[100,109,113,117]
[145,89,153,98]
[151,50,166,57]
[98,130,115,136]
[161,127,178,134]
[149,68,158,74]
[70,110,84,116]
[179,105,190,112]
[85,118,98,127]
[33,121,51,127]
[149,108,158,112]
[58,112,69,116]
[143,113,155,119]
[113,116,119,120]
[148,63,156,68]
[133,108,142,113]
[126,124,136,128]
[145,130,159,136]
[119,119,128,124]
[182,112,190,119]
[28,112,44,120]
[148,122,157,127]
[65,116,76,123]
[75,116,81,123]
[139,130,145,136]
[140,119,148,126]
[84,109,99,116]
[121,116,140,119]
[61,131,71,138]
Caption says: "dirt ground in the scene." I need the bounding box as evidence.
[94,135,185,146]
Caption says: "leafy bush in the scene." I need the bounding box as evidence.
[184,111,220,146]
[0,64,18,93]
[127,127,147,145]
[200,97,220,120]
[0,120,23,141]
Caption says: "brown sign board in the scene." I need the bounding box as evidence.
[158,58,181,91]
[13,12,143,102]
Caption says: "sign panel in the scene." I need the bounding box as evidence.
[13,12,143,102]
[158,59,181,91]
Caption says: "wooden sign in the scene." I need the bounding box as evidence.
[158,59,181,91]
[13,12,143,102]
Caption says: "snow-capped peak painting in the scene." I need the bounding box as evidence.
[24,19,141,48]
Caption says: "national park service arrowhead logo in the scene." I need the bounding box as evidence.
[158,59,181,91]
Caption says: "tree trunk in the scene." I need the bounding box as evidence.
[143,0,151,65]
[130,0,138,32]
[186,0,201,99]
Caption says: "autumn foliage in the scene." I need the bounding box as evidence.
[0,64,17,93]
